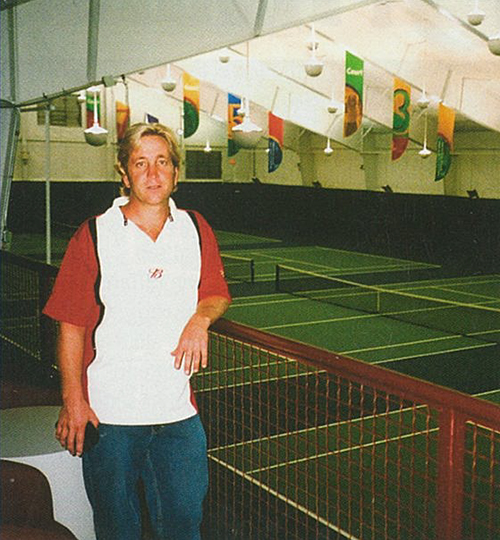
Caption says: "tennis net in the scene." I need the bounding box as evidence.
[275,264,500,344]
[222,253,255,283]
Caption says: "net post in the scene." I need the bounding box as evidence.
[436,409,466,540]
[275,264,280,292]
[250,260,255,283]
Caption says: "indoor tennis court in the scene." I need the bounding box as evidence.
[2,2,500,540]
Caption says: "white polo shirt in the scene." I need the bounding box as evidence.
[44,197,230,425]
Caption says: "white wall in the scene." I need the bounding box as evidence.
[13,83,500,200]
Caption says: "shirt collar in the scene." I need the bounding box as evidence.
[112,196,177,226]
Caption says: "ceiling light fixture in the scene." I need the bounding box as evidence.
[306,23,319,51]
[219,50,230,63]
[327,86,338,113]
[419,110,432,158]
[305,52,324,77]
[417,88,430,110]
[76,89,86,103]
[84,87,108,146]
[327,99,338,114]
[324,137,333,156]
[467,0,485,26]
[231,43,262,149]
[488,34,500,55]
[160,64,177,92]
[304,24,323,77]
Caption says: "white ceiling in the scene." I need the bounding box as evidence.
[3,0,500,149]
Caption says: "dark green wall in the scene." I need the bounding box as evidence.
[8,181,500,272]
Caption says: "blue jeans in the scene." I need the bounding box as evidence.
[82,415,208,540]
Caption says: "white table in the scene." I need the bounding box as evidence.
[1,405,96,540]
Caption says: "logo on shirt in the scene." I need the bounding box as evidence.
[149,268,164,280]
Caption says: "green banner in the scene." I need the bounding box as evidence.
[435,103,455,181]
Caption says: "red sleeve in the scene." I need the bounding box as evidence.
[43,220,100,328]
[192,211,231,303]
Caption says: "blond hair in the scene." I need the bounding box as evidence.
[116,123,181,196]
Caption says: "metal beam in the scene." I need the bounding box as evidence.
[253,0,268,36]
[87,0,100,82]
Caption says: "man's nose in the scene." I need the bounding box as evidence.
[147,163,159,178]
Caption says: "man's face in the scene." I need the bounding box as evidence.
[123,135,178,207]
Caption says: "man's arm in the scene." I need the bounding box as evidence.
[55,321,99,456]
[171,295,231,375]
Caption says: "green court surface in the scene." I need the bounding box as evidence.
[221,243,439,283]
[215,232,500,407]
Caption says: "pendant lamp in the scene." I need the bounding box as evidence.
[419,111,432,159]
[488,34,500,55]
[324,137,333,156]
[304,24,323,77]
[468,0,485,26]
[84,87,108,146]
[231,44,262,149]
[161,64,177,92]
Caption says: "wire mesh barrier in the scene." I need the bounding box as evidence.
[196,321,500,540]
[1,251,58,366]
[1,251,499,540]
[221,253,256,283]
[275,264,500,344]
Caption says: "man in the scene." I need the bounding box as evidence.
[44,123,231,540]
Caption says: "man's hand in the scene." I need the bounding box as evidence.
[171,296,230,374]
[55,397,99,457]
[171,313,210,375]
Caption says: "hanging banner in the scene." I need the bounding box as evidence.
[116,101,130,142]
[183,72,200,138]
[392,78,411,161]
[86,91,100,129]
[343,51,364,137]
[268,112,284,173]
[228,93,243,157]
[145,113,159,124]
[435,103,455,181]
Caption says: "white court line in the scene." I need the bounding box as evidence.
[208,407,424,453]
[245,429,436,475]
[385,275,500,290]
[371,342,497,365]
[260,299,500,331]
[195,369,315,393]
[344,329,500,357]
[254,251,436,274]
[313,244,441,266]
[207,453,359,540]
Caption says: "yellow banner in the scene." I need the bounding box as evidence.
[116,101,130,142]
[183,72,200,138]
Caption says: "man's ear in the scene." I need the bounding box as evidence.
[115,163,129,187]
[173,167,179,187]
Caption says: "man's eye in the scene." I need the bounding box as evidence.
[135,161,146,168]
[158,159,169,167]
